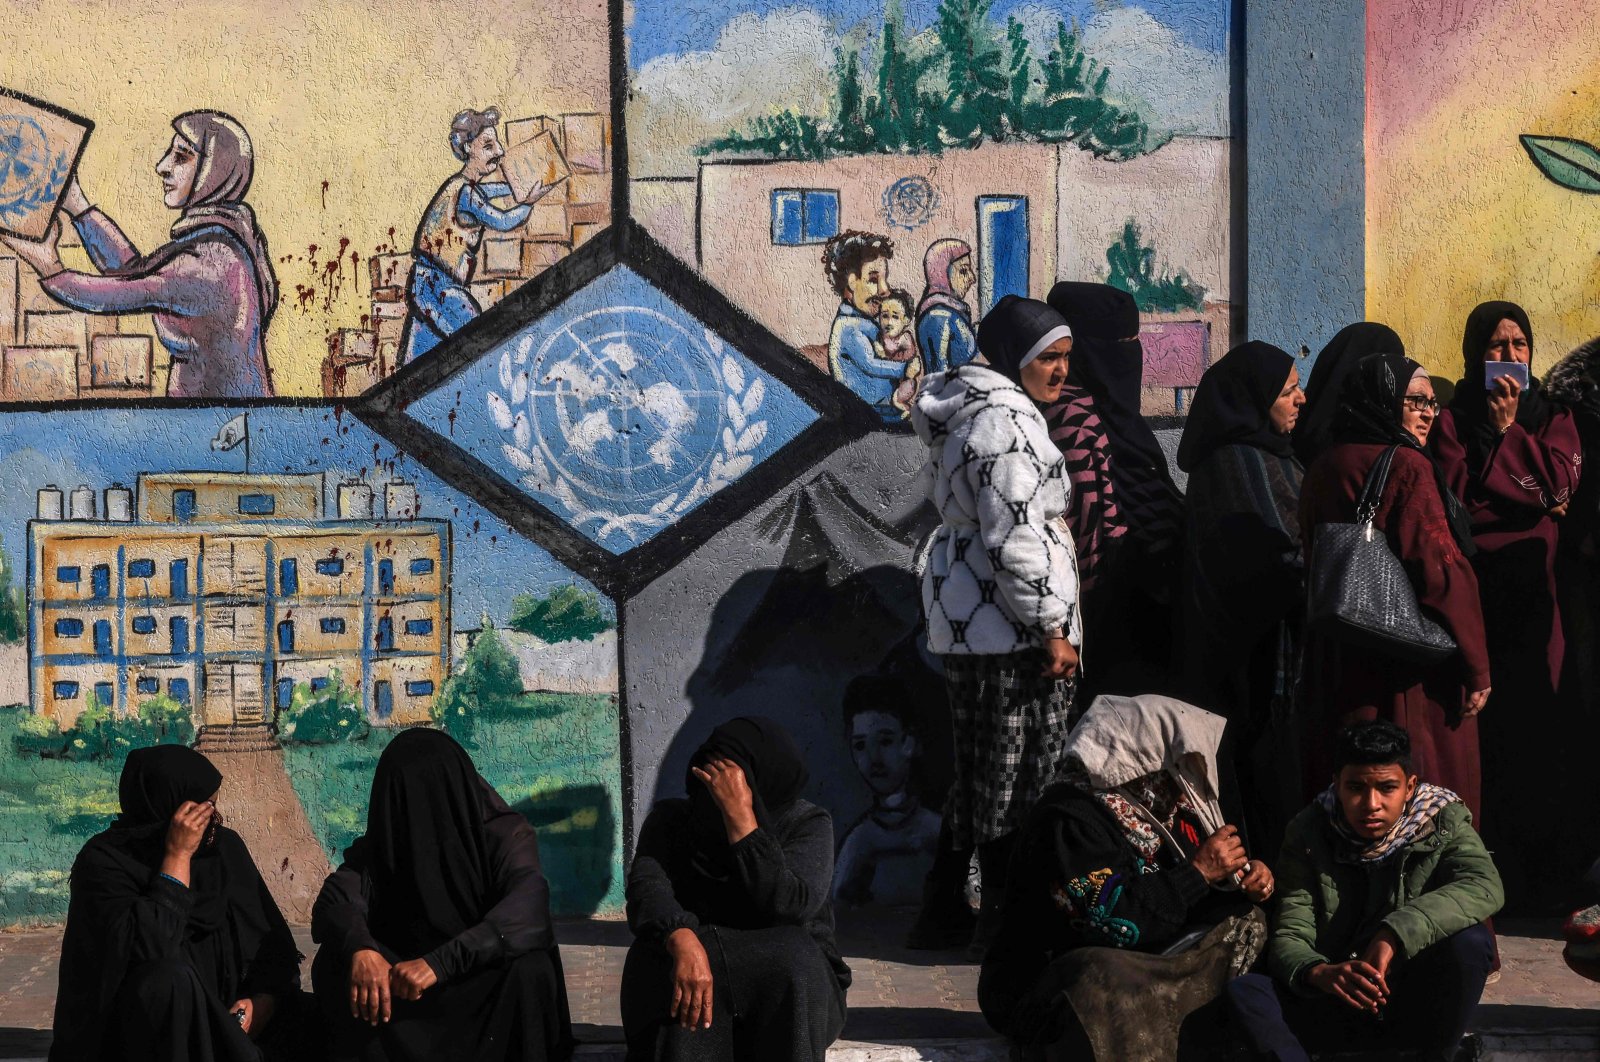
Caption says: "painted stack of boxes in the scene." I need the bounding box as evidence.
[0,253,157,402]
[319,111,612,399]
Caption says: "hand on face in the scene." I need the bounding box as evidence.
[1487,374,1522,433]
[691,757,758,842]
[165,799,214,860]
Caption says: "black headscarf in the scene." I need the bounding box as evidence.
[1176,341,1296,472]
[685,717,809,883]
[975,294,1072,388]
[1333,352,1476,550]
[112,745,231,930]
[363,728,521,957]
[1449,300,1553,470]
[1294,322,1406,465]
[1045,281,1184,532]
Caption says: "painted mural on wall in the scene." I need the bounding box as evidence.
[0,407,623,924]
[0,0,610,401]
[627,0,1235,417]
[1366,0,1600,378]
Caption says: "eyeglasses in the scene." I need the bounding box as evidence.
[1401,394,1440,413]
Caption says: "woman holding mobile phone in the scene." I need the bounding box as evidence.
[1432,300,1583,914]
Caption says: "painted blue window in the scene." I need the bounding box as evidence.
[977,195,1030,317]
[93,620,112,659]
[310,677,329,692]
[277,621,295,654]
[315,558,344,576]
[52,681,79,699]
[131,615,157,635]
[55,565,81,583]
[276,678,294,711]
[136,677,160,695]
[404,680,435,697]
[170,616,189,655]
[376,617,395,652]
[54,618,84,637]
[377,560,394,595]
[174,489,197,523]
[279,558,299,596]
[771,188,840,246]
[127,558,155,579]
[238,493,276,515]
[91,565,111,600]
[409,558,434,576]
[404,618,433,636]
[374,680,393,720]
[320,617,346,634]
[170,559,189,598]
[168,678,191,705]
[93,682,113,708]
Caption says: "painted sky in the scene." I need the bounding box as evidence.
[628,0,1230,64]
[0,408,606,626]
[1366,0,1600,376]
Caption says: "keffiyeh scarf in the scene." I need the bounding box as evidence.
[1316,781,1460,865]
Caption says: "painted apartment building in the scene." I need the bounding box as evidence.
[27,472,450,730]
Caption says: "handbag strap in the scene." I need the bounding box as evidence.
[1354,445,1402,526]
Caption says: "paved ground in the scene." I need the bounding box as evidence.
[2,912,1596,1058]
[207,748,332,925]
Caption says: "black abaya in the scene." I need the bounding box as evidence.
[311,729,573,1062]
[51,746,303,1062]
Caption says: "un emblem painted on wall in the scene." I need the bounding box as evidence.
[0,88,92,241]
[882,175,938,233]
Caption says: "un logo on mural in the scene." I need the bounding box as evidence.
[489,307,768,544]
[882,175,939,233]
[0,115,64,229]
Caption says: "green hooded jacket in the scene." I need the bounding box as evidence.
[1267,799,1504,994]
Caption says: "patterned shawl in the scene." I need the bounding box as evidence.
[1315,781,1460,865]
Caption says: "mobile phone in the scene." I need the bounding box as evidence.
[1485,361,1529,391]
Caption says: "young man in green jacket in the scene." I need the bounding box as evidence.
[1226,721,1502,1062]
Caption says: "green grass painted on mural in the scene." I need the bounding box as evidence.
[284,692,625,919]
[1522,135,1600,194]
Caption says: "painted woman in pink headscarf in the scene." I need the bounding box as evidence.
[915,238,978,374]
[1,111,277,397]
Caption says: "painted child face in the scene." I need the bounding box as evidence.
[156,134,200,209]
[878,299,910,338]
[1335,763,1417,840]
[1484,318,1530,365]
[850,710,916,799]
[847,256,890,314]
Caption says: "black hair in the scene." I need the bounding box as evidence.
[822,230,894,298]
[842,673,916,734]
[877,288,914,314]
[1333,720,1414,775]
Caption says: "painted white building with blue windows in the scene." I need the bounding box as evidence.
[26,472,449,731]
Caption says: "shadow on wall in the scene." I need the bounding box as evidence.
[514,783,615,918]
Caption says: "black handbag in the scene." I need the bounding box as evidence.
[1306,445,1458,664]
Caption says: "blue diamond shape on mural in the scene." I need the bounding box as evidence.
[409,265,822,554]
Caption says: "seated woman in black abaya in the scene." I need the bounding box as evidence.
[50,745,307,1062]
[311,728,574,1062]
[621,717,850,1062]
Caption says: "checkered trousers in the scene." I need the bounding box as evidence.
[942,651,1076,848]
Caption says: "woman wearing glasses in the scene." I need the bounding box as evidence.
[1296,353,1491,821]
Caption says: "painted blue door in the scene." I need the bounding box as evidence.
[169,678,191,706]
[374,680,393,720]
[93,619,112,659]
[170,616,190,655]
[377,559,394,596]
[279,558,298,597]
[376,617,394,652]
[174,490,196,523]
[276,678,294,711]
[91,564,111,600]
[170,559,189,599]
[977,196,1030,318]
[277,621,295,654]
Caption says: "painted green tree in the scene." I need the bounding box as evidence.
[508,585,615,643]
[0,541,25,644]
[701,2,1148,161]
[1105,218,1206,313]
[433,622,526,742]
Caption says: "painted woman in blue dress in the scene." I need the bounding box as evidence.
[401,107,561,364]
[915,238,978,375]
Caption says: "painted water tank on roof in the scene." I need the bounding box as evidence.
[338,480,374,520]
[104,484,133,522]
[69,485,96,521]
[37,485,63,520]
[385,480,418,520]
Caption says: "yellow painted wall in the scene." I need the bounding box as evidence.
[2,0,610,394]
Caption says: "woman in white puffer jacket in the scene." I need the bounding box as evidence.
[911,294,1083,955]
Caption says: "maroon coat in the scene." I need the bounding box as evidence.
[1299,443,1490,817]
[1433,406,1581,691]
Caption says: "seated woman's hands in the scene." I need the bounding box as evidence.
[391,958,439,1002]
[1239,859,1275,903]
[1188,825,1248,885]
[349,948,393,1025]
[691,757,759,844]
[226,993,275,1039]
[666,927,714,1031]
